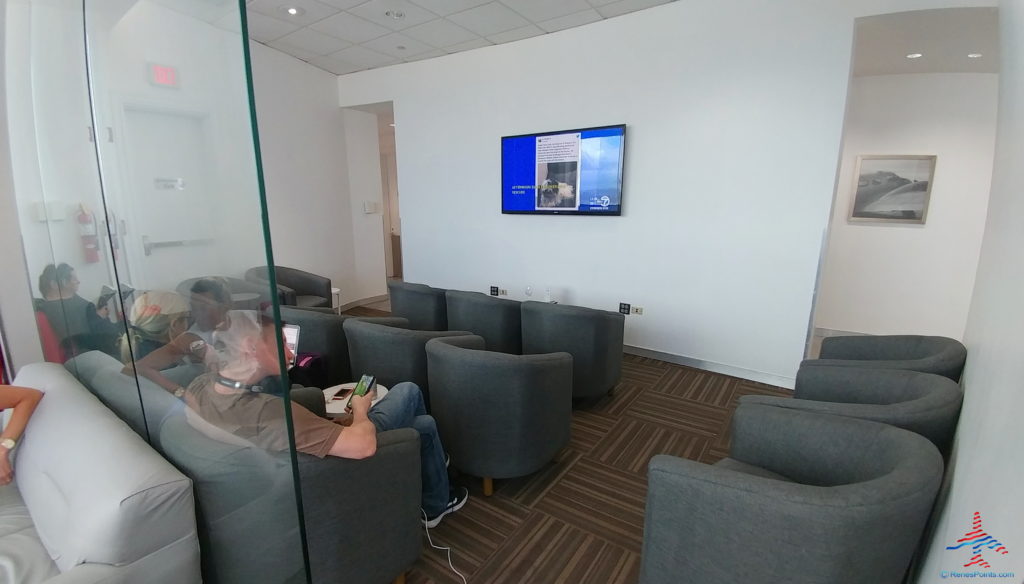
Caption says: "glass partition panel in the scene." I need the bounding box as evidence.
[6,1,309,581]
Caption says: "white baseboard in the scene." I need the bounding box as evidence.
[338,294,389,312]
[623,345,796,390]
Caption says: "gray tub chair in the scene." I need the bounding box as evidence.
[387,280,448,330]
[246,265,332,308]
[521,301,624,399]
[161,413,422,584]
[804,334,967,382]
[426,335,573,495]
[742,365,963,454]
[343,318,470,409]
[640,403,943,584]
[445,290,523,354]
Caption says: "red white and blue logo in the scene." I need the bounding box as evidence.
[946,511,1009,568]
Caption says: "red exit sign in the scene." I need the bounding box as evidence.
[148,63,179,88]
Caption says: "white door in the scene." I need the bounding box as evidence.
[120,108,219,290]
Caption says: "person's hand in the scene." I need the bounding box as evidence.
[348,391,373,416]
[0,452,12,486]
[96,305,110,319]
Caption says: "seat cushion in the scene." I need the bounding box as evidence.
[296,295,330,308]
[0,485,60,584]
[713,457,793,482]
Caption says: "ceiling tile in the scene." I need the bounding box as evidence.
[310,12,393,43]
[403,18,479,48]
[242,11,301,41]
[308,54,365,74]
[498,0,592,23]
[486,23,543,43]
[265,39,321,61]
[596,0,672,19]
[328,45,401,68]
[216,10,244,34]
[584,0,620,6]
[406,0,492,17]
[447,2,529,36]
[402,48,448,62]
[362,32,436,58]
[274,27,353,55]
[537,8,601,33]
[444,37,493,53]
[316,0,366,8]
[247,0,340,27]
[349,0,440,31]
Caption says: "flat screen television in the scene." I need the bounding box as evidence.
[501,124,625,215]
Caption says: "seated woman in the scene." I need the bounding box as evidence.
[120,290,190,362]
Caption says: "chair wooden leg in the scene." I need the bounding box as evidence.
[483,477,494,496]
[393,572,406,584]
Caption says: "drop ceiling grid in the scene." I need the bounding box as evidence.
[245,0,677,75]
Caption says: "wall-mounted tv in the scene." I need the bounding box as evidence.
[501,124,625,216]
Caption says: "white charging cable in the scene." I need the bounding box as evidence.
[421,509,468,584]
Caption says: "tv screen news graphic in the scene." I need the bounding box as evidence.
[501,124,625,216]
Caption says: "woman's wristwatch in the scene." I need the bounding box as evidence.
[0,438,15,451]
[173,386,186,398]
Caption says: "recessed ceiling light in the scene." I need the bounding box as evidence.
[280,6,305,17]
[385,10,405,20]
[906,53,923,59]
[967,53,983,58]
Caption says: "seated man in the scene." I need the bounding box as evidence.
[184,310,468,527]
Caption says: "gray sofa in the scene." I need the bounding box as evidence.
[2,363,200,583]
[741,365,963,454]
[445,290,523,354]
[343,318,471,410]
[520,300,625,399]
[426,335,573,494]
[640,403,943,584]
[804,334,967,382]
[387,280,448,330]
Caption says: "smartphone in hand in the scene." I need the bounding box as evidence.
[346,374,376,411]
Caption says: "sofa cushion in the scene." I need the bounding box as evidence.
[0,485,60,583]
[13,363,196,572]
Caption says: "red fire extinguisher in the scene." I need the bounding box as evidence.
[77,204,101,264]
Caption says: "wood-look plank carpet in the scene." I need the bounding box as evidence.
[403,353,791,584]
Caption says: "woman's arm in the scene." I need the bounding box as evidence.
[0,385,44,485]
[128,332,204,396]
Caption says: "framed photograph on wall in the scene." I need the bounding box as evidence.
[849,155,937,224]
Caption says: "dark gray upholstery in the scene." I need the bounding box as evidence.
[246,265,332,308]
[160,413,421,584]
[445,290,522,354]
[343,318,469,409]
[387,280,448,330]
[742,366,963,454]
[426,335,573,479]
[805,334,967,382]
[176,276,275,307]
[640,403,943,584]
[520,301,625,399]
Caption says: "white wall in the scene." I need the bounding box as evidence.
[341,108,387,301]
[250,42,359,303]
[816,74,998,339]
[335,0,857,385]
[918,3,1024,580]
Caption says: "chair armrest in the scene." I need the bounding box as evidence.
[793,365,919,404]
[818,335,919,360]
[298,428,421,581]
[354,316,409,328]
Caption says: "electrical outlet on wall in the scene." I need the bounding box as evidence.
[619,302,630,315]
[631,306,644,315]
[490,286,499,296]
[499,289,508,296]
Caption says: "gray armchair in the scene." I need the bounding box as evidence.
[387,280,448,330]
[246,265,332,308]
[426,335,573,495]
[805,334,967,382]
[343,318,470,410]
[520,301,624,399]
[742,365,963,454]
[445,290,523,354]
[161,414,422,584]
[640,403,943,584]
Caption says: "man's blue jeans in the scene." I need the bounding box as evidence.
[368,382,450,516]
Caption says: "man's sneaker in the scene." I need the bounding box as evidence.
[423,487,469,528]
